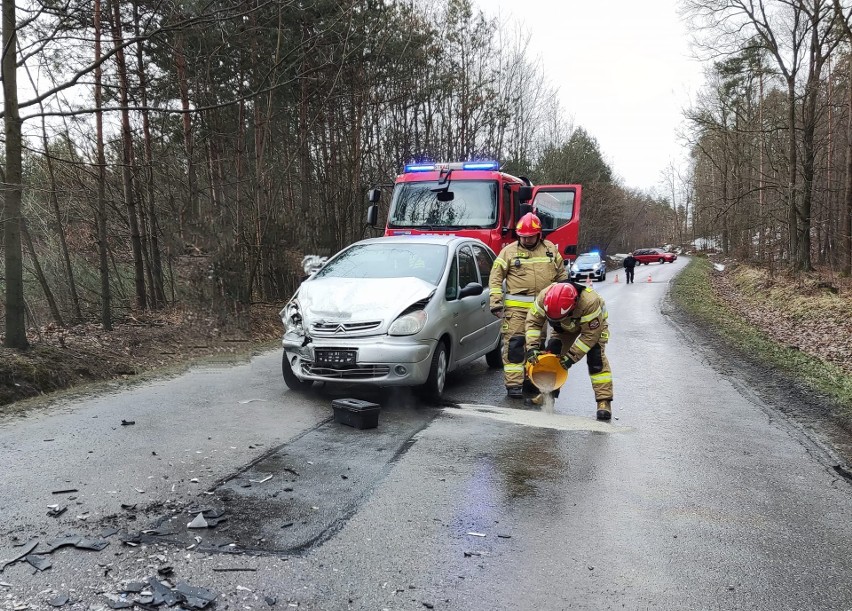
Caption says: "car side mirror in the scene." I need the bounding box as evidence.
[366,205,378,227]
[367,188,381,203]
[518,185,533,203]
[458,282,484,299]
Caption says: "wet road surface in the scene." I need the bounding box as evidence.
[2,257,852,610]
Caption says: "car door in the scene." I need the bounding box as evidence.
[471,243,501,353]
[444,245,486,362]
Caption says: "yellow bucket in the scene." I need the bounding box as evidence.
[525,353,568,392]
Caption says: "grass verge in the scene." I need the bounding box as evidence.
[670,256,852,422]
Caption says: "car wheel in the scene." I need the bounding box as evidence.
[485,337,503,369]
[601,272,606,281]
[282,352,313,391]
[422,341,448,399]
[659,258,665,264]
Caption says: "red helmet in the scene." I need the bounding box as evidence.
[515,212,542,237]
[543,283,579,321]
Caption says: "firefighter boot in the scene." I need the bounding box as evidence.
[524,394,543,409]
[596,400,612,421]
[506,386,524,399]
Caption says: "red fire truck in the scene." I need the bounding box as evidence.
[365,161,582,262]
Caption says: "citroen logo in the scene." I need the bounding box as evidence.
[334,324,346,334]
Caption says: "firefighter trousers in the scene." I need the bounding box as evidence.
[500,307,529,388]
[546,333,613,402]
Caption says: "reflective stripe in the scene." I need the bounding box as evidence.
[489,288,502,295]
[573,339,591,353]
[590,372,612,384]
[505,293,535,302]
[526,329,541,338]
[504,364,524,373]
[518,257,552,264]
[530,301,544,316]
[493,258,508,269]
[601,330,610,341]
[580,307,602,323]
[505,299,534,308]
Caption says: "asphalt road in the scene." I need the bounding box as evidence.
[2,257,852,610]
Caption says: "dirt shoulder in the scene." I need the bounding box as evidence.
[0,305,283,412]
[668,256,852,471]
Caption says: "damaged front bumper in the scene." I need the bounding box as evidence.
[281,333,436,386]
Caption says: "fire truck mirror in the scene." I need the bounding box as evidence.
[519,202,532,216]
[518,185,533,203]
[366,205,378,227]
[367,188,381,203]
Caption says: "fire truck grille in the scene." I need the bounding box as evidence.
[310,321,382,336]
[301,363,390,380]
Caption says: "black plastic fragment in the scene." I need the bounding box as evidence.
[48,594,69,607]
[76,538,109,551]
[121,420,135,426]
[40,535,82,554]
[26,555,53,571]
[0,538,38,571]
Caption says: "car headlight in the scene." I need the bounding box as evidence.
[280,301,304,334]
[388,310,427,336]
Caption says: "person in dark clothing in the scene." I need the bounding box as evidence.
[623,254,637,283]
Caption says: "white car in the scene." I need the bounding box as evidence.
[280,235,502,399]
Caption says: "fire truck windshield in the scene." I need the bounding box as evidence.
[387,180,498,229]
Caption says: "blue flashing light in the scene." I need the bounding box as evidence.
[404,163,436,173]
[462,161,499,171]
[589,250,601,256]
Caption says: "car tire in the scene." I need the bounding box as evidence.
[485,337,503,369]
[282,352,313,391]
[659,258,665,264]
[422,341,448,400]
[601,272,606,281]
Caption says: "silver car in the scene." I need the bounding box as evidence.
[280,235,502,398]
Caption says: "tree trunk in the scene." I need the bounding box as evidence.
[174,29,198,233]
[2,0,28,348]
[94,0,111,330]
[134,0,165,307]
[110,0,146,310]
[786,77,799,270]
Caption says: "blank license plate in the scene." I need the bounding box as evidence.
[316,349,357,367]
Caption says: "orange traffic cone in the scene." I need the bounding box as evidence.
[647,274,652,283]
[614,274,619,284]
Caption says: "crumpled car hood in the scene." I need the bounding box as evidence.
[297,277,436,325]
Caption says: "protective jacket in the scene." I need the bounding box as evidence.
[489,239,567,311]
[526,282,609,365]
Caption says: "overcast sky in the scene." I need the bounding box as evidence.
[478,0,706,193]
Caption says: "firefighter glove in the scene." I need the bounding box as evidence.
[559,355,575,370]
[525,349,542,365]
[490,307,502,317]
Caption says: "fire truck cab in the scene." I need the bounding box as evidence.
[365,161,582,263]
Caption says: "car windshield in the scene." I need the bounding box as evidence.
[575,255,601,265]
[388,180,498,228]
[313,243,448,285]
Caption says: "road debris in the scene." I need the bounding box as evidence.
[121,420,135,426]
[25,555,52,571]
[51,489,78,495]
[0,539,39,572]
[249,475,273,484]
[46,505,67,518]
[264,596,278,606]
[238,399,268,404]
[48,595,69,608]
[212,567,257,572]
[466,532,486,537]
[187,513,208,529]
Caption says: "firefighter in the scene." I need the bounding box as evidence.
[489,212,568,399]
[525,281,613,420]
